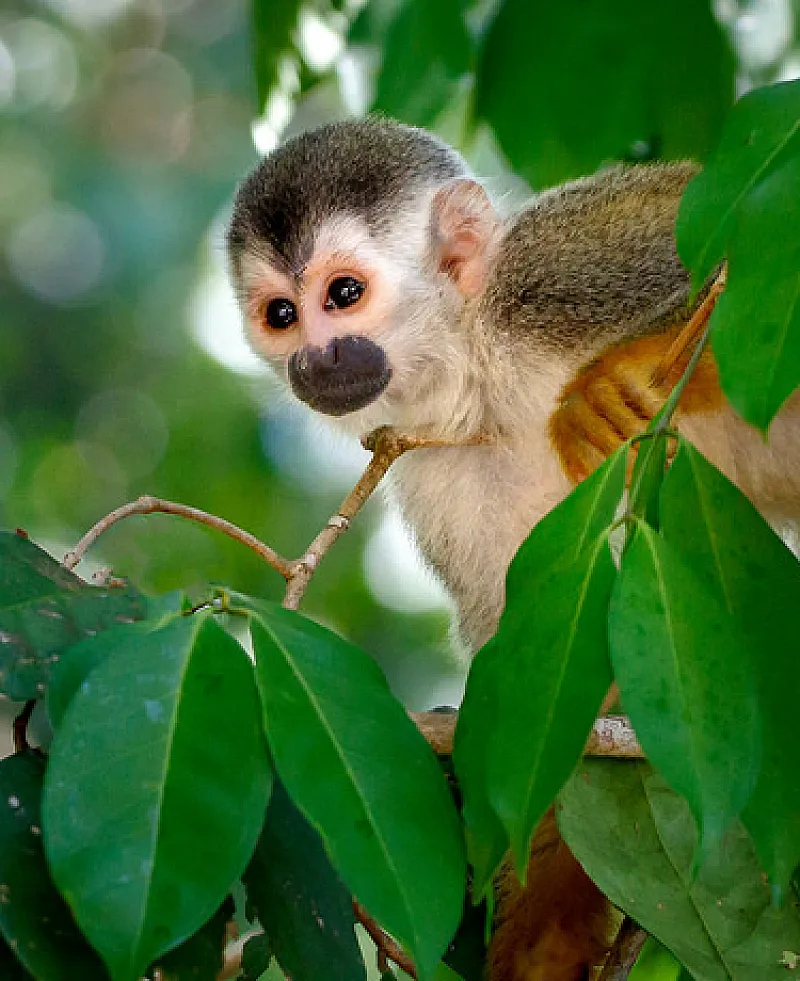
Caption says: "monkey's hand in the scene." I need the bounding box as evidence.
[549,324,723,484]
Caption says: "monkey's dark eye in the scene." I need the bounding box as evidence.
[325,276,365,310]
[264,298,297,330]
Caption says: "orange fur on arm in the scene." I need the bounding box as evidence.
[549,324,723,484]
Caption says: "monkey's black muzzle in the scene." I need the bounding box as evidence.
[289,334,392,416]
[288,335,392,416]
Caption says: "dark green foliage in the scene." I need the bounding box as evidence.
[42,612,273,981]
[559,761,800,981]
[475,0,734,187]
[371,0,472,127]
[253,0,302,108]
[677,79,800,430]
[243,780,365,981]
[660,442,800,890]
[0,531,145,700]
[0,752,109,980]
[249,600,466,981]
[149,897,234,981]
[609,522,760,859]
[240,933,272,980]
[442,897,488,981]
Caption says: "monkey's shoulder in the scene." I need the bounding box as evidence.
[483,163,698,348]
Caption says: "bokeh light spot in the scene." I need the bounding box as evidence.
[75,389,169,481]
[7,203,105,304]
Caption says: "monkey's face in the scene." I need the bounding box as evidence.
[234,211,456,434]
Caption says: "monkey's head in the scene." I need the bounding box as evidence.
[227,119,502,438]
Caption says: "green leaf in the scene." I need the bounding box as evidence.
[252,0,302,109]
[609,522,759,855]
[240,933,272,981]
[371,0,473,128]
[0,531,145,699]
[659,441,800,888]
[677,78,800,290]
[249,602,465,981]
[454,448,625,888]
[0,751,110,980]
[242,779,365,981]
[559,760,800,981]
[476,0,733,187]
[43,613,273,981]
[150,897,234,981]
[47,611,183,730]
[628,938,683,981]
[709,153,800,430]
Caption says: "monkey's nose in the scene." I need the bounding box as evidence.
[288,335,391,416]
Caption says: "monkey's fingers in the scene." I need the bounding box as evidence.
[549,359,664,484]
[550,320,724,484]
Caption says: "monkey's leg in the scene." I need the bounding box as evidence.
[488,808,614,981]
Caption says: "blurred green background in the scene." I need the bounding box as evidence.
[0,0,797,715]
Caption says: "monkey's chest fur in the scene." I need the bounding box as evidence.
[390,436,573,651]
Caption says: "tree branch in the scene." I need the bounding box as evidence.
[353,900,418,978]
[63,495,293,578]
[410,710,644,760]
[282,427,489,610]
[598,917,648,981]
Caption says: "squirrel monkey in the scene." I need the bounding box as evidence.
[226,119,800,981]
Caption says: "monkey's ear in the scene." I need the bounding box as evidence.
[430,179,500,298]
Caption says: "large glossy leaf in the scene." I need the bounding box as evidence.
[43,612,273,981]
[677,78,800,290]
[243,779,365,981]
[709,154,800,430]
[0,531,145,699]
[371,0,473,127]
[47,610,183,730]
[454,448,625,890]
[249,602,465,981]
[659,441,800,889]
[609,521,759,856]
[559,760,800,981]
[476,0,733,188]
[0,752,110,980]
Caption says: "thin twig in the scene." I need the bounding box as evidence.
[63,495,293,578]
[598,917,648,981]
[281,427,490,610]
[354,900,418,978]
[410,710,643,760]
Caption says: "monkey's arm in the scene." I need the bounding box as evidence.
[549,283,725,483]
